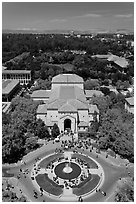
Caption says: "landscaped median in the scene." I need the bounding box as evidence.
[73,174,100,196]
[36,173,63,196]
[39,153,64,168]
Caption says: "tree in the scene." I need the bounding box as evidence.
[2,96,42,164]
[100,87,110,95]
[40,67,47,80]
[25,134,39,154]
[115,179,134,202]
[88,112,99,135]
[2,129,25,163]
[51,123,60,138]
[35,119,50,139]
[31,78,51,91]
[116,80,130,90]
[2,112,10,125]
[84,79,100,90]
[97,108,134,161]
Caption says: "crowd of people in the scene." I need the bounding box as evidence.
[46,156,91,188]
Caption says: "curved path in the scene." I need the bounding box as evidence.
[2,138,134,202]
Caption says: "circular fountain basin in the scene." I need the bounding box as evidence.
[54,162,81,180]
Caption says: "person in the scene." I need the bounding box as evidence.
[78,196,83,202]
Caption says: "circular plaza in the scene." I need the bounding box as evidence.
[2,134,134,202]
[31,151,104,200]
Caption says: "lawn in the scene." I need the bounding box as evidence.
[39,153,64,168]
[35,173,63,196]
[73,174,100,196]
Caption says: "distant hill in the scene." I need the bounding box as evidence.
[2,29,134,35]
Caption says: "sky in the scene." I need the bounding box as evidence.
[2,2,134,32]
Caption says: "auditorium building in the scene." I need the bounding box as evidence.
[33,74,100,133]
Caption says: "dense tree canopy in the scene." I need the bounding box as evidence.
[2,96,50,164]
[98,108,134,162]
[2,33,134,86]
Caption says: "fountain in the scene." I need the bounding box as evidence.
[63,162,73,174]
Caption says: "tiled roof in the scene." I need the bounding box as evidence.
[37,104,47,114]
[31,90,51,98]
[58,102,77,112]
[107,55,128,68]
[48,85,87,109]
[85,90,103,98]
[2,80,20,95]
[125,97,134,106]
[52,74,83,83]
[2,70,31,74]
[114,59,129,68]
[89,105,99,114]
[92,54,110,59]
[2,102,11,113]
[47,85,88,110]
[59,86,76,99]
[47,87,60,104]
[78,121,88,127]
[108,54,119,62]
[47,99,66,109]
[47,99,88,110]
[68,99,88,110]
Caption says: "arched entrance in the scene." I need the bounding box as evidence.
[64,119,71,130]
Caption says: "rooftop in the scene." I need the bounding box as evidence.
[52,74,83,83]
[2,102,11,113]
[31,90,51,98]
[107,55,128,68]
[2,66,7,70]
[114,58,129,68]
[91,54,111,59]
[2,70,31,74]
[47,86,88,110]
[2,80,20,95]
[89,104,99,114]
[125,97,134,106]
[37,104,47,114]
[58,102,77,112]
[49,86,87,104]
[59,86,75,99]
